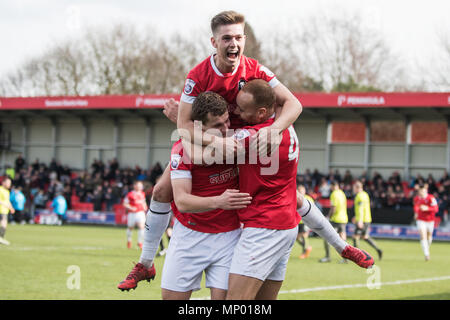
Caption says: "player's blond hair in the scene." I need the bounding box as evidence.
[211,11,245,35]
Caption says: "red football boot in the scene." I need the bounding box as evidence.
[341,245,374,269]
[117,263,156,291]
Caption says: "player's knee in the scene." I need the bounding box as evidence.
[152,181,173,203]
[161,289,171,300]
[226,290,256,300]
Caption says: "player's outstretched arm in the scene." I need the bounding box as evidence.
[122,197,136,212]
[181,135,244,166]
[172,178,251,213]
[271,82,302,131]
[252,82,302,156]
[177,100,238,150]
[163,98,179,124]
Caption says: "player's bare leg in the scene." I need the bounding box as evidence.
[363,235,383,260]
[162,288,228,301]
[126,226,133,249]
[210,288,227,300]
[0,215,10,245]
[299,231,312,259]
[226,274,264,300]
[353,234,361,248]
[255,280,283,300]
[297,233,306,259]
[161,288,192,300]
[426,230,433,261]
[137,220,145,249]
[338,231,349,263]
[427,229,433,247]
[419,226,430,261]
[118,165,172,291]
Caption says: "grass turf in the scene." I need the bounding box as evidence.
[1,224,449,300]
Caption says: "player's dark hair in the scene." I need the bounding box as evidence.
[211,11,245,34]
[241,79,276,111]
[191,91,228,124]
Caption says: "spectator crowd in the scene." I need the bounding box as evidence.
[1,154,449,225]
[1,154,164,223]
[297,168,450,223]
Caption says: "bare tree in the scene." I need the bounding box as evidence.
[432,32,450,90]
[259,11,408,92]
[261,34,324,92]
[0,24,208,97]
[298,12,405,92]
[244,23,263,61]
[0,14,414,96]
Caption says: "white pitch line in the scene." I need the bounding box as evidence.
[278,275,450,295]
[191,275,450,300]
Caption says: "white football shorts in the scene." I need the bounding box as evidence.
[416,219,435,234]
[161,219,241,292]
[127,211,146,227]
[229,226,298,282]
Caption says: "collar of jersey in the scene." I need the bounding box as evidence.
[210,54,240,77]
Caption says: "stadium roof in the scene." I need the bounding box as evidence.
[1,92,449,121]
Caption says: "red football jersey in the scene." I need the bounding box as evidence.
[125,190,147,213]
[181,54,279,129]
[413,194,438,222]
[169,140,240,233]
[234,117,301,229]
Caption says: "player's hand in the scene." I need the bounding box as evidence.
[250,126,282,158]
[357,221,364,229]
[296,191,303,209]
[10,208,15,214]
[163,98,179,124]
[209,136,239,162]
[215,189,252,210]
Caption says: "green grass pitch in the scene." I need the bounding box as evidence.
[1,224,449,300]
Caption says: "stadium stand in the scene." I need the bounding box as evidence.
[0,92,449,229]
[0,156,448,228]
